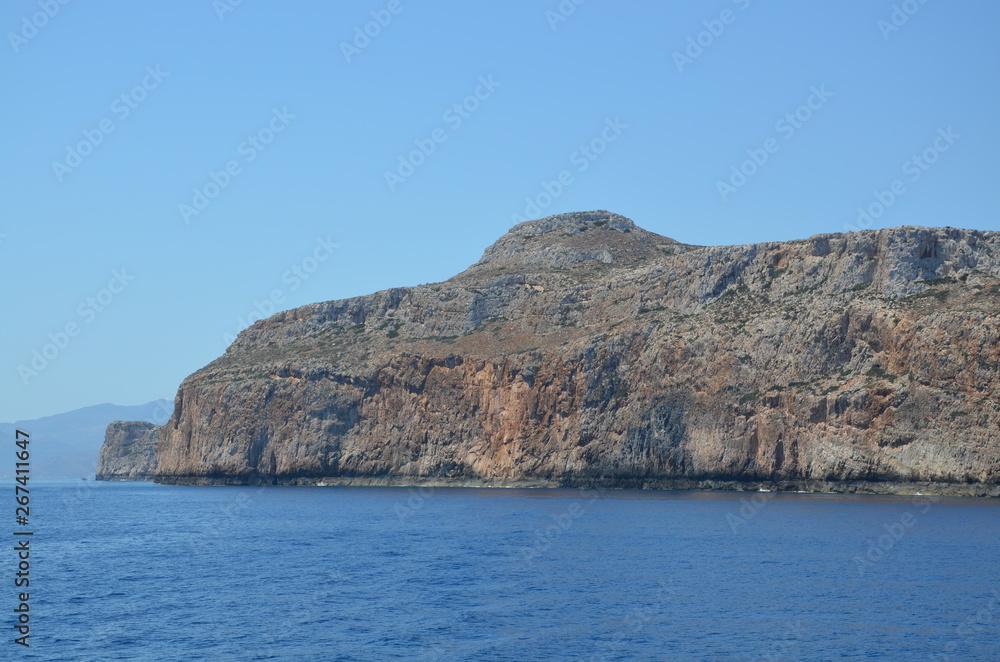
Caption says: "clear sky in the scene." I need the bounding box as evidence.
[3,0,998,420]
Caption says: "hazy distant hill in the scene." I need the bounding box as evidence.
[0,401,171,478]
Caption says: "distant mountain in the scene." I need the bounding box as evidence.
[0,400,171,479]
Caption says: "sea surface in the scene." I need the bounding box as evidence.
[3,480,999,661]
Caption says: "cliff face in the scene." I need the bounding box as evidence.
[141,211,1000,494]
[96,421,160,481]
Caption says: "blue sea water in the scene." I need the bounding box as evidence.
[3,480,999,661]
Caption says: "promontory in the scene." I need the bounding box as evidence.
[98,211,1000,495]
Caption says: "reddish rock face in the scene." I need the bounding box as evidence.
[109,212,1000,494]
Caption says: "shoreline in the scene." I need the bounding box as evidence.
[137,474,1000,497]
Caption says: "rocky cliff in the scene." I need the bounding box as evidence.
[96,421,160,481]
[110,211,1000,494]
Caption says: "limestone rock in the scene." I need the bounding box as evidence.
[96,421,160,481]
[110,211,1000,494]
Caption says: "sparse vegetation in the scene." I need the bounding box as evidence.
[794,278,829,295]
[714,286,749,304]
[909,289,948,302]
[866,366,897,381]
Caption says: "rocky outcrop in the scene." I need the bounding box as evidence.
[119,211,1000,495]
[96,421,160,481]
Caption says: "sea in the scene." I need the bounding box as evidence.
[3,480,999,661]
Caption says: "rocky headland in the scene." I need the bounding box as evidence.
[98,211,1000,496]
[95,421,160,481]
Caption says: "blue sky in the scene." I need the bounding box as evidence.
[3,0,998,420]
